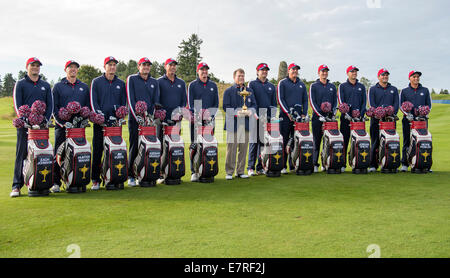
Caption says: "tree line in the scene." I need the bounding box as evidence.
[1,33,448,97]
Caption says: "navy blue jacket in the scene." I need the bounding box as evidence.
[90,74,127,120]
[277,77,308,118]
[399,83,432,115]
[309,79,337,118]
[338,79,367,116]
[158,74,187,120]
[52,78,89,127]
[222,84,257,132]
[248,78,277,115]
[126,73,160,122]
[187,77,219,117]
[368,82,399,114]
[13,75,53,120]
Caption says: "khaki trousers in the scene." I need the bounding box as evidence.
[225,125,249,176]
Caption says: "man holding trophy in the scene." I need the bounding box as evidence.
[222,68,257,180]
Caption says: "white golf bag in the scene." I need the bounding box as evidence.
[260,120,284,177]
[348,121,371,174]
[321,121,345,174]
[23,129,54,196]
[287,119,314,175]
[408,120,432,173]
[378,121,401,173]
[133,125,162,186]
[101,126,128,189]
[161,121,185,185]
[191,124,219,182]
[56,128,91,193]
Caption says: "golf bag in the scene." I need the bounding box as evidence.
[286,106,314,175]
[408,120,432,173]
[260,119,284,177]
[23,129,54,196]
[190,122,218,183]
[378,121,401,173]
[348,120,371,174]
[321,121,345,174]
[133,126,162,186]
[101,126,128,189]
[161,120,185,185]
[56,128,91,193]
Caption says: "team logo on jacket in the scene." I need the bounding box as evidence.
[210,88,214,91]
[330,88,333,91]
[116,85,121,89]
[268,87,272,90]
[151,84,154,88]
[420,93,424,96]
[41,87,45,91]
[300,85,303,88]
[177,84,182,88]
[390,90,394,94]
[80,88,84,91]
[358,88,362,91]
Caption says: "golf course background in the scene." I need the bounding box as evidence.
[0,96,449,257]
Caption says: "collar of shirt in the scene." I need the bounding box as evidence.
[408,83,422,91]
[102,73,117,83]
[287,76,299,84]
[346,78,359,86]
[25,74,41,85]
[137,72,152,82]
[197,77,210,86]
[256,78,269,84]
[316,78,329,86]
[233,83,245,90]
[163,74,178,83]
[376,82,391,90]
[62,77,80,86]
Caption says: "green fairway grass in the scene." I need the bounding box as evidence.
[0,97,449,258]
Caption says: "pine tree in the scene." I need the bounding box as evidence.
[78,65,102,89]
[176,33,203,82]
[2,73,16,97]
[277,61,287,82]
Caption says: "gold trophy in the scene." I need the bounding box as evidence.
[238,87,252,117]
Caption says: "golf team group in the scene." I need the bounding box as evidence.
[9,56,432,197]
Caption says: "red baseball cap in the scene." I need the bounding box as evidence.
[288,63,300,70]
[408,70,422,78]
[138,57,152,65]
[318,64,329,73]
[197,62,209,71]
[256,63,270,71]
[378,68,390,77]
[26,57,42,67]
[65,60,80,69]
[165,58,178,66]
[346,65,359,73]
[104,56,118,66]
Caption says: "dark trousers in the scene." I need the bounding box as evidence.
[128,118,138,178]
[369,118,380,168]
[12,128,28,190]
[91,124,104,183]
[311,115,324,167]
[53,125,66,186]
[248,120,263,171]
[280,116,294,170]
[340,117,350,166]
[401,117,411,166]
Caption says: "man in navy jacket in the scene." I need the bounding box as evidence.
[223,68,257,180]
[51,60,89,193]
[247,63,277,176]
[11,57,53,197]
[90,56,127,190]
[277,63,308,173]
[399,70,432,172]
[367,68,399,172]
[337,65,367,172]
[309,65,337,172]
[126,57,160,186]
[187,62,219,182]
[157,58,187,123]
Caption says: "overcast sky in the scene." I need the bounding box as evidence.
[1,0,449,90]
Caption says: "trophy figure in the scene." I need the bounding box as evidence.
[238,88,252,116]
